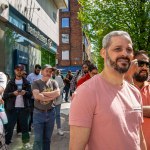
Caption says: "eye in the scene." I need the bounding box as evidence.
[126,47,133,53]
[114,47,122,51]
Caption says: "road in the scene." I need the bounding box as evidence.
[8,101,71,150]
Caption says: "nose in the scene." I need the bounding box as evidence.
[121,48,133,58]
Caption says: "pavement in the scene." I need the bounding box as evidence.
[8,101,71,150]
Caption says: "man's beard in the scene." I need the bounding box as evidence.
[34,71,39,75]
[106,52,130,74]
[16,74,22,78]
[133,70,148,82]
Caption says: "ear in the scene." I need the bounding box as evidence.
[100,48,106,59]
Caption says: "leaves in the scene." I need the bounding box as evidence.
[78,0,150,71]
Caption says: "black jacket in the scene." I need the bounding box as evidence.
[3,77,32,110]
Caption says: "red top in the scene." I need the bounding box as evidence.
[77,73,91,88]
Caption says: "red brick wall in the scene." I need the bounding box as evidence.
[57,0,83,67]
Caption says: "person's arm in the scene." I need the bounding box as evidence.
[41,89,60,99]
[69,126,91,150]
[140,125,147,150]
[32,89,53,102]
[41,80,60,99]
[143,106,150,117]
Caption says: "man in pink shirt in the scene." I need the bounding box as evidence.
[132,50,150,149]
[69,31,147,150]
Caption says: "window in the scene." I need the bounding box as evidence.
[62,18,69,28]
[62,50,69,60]
[61,0,70,12]
[62,34,69,43]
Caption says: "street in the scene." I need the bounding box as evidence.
[8,101,71,150]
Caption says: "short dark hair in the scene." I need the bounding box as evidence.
[35,64,41,69]
[134,50,148,58]
[88,63,98,72]
[82,60,91,66]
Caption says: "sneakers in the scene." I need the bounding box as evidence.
[22,143,32,150]
[57,128,64,136]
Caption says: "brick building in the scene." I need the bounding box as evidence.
[57,0,91,73]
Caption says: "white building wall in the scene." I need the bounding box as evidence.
[1,0,59,45]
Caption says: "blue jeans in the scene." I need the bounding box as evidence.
[33,108,55,150]
[55,104,61,129]
[5,108,30,144]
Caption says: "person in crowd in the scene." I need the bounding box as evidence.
[77,63,98,87]
[27,64,42,84]
[27,64,42,132]
[3,65,32,149]
[0,72,7,149]
[125,50,150,149]
[63,71,73,102]
[32,64,60,150]
[69,31,147,150]
[22,70,27,79]
[4,73,10,83]
[16,69,28,135]
[70,60,91,93]
[52,69,65,136]
[56,69,64,80]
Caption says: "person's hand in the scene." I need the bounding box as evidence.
[125,59,138,84]
[19,90,26,95]
[13,90,19,96]
[129,59,138,75]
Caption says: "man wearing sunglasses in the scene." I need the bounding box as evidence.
[132,50,150,149]
[69,31,147,150]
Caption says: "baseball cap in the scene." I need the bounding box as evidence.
[14,64,24,70]
[42,64,54,70]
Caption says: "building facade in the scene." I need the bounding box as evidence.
[0,0,67,76]
[57,0,91,73]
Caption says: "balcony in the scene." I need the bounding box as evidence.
[53,0,67,9]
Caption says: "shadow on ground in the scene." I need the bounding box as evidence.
[8,113,70,150]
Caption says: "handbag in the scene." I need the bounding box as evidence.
[0,104,8,125]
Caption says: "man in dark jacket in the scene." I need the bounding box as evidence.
[3,65,32,149]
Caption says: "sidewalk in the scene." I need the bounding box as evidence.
[8,101,71,150]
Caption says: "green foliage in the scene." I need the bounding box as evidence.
[5,28,21,45]
[78,0,150,71]
[41,47,56,67]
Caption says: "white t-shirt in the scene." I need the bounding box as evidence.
[15,79,24,108]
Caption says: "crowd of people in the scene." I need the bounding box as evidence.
[0,57,97,150]
[0,30,150,150]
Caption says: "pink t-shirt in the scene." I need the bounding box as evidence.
[136,81,150,150]
[69,74,143,150]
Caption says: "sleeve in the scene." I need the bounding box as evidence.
[31,81,39,91]
[0,73,7,90]
[53,80,59,90]
[76,78,84,88]
[58,78,64,93]
[69,85,96,128]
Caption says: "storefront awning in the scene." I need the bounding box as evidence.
[57,66,82,73]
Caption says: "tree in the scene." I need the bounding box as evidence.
[78,0,150,71]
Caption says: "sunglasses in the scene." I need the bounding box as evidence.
[137,60,150,68]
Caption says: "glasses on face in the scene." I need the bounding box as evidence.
[137,60,150,68]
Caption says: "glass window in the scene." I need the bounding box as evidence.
[62,34,69,43]
[62,18,69,28]
[62,50,69,60]
[61,0,69,12]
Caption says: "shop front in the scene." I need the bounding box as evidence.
[0,5,57,77]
